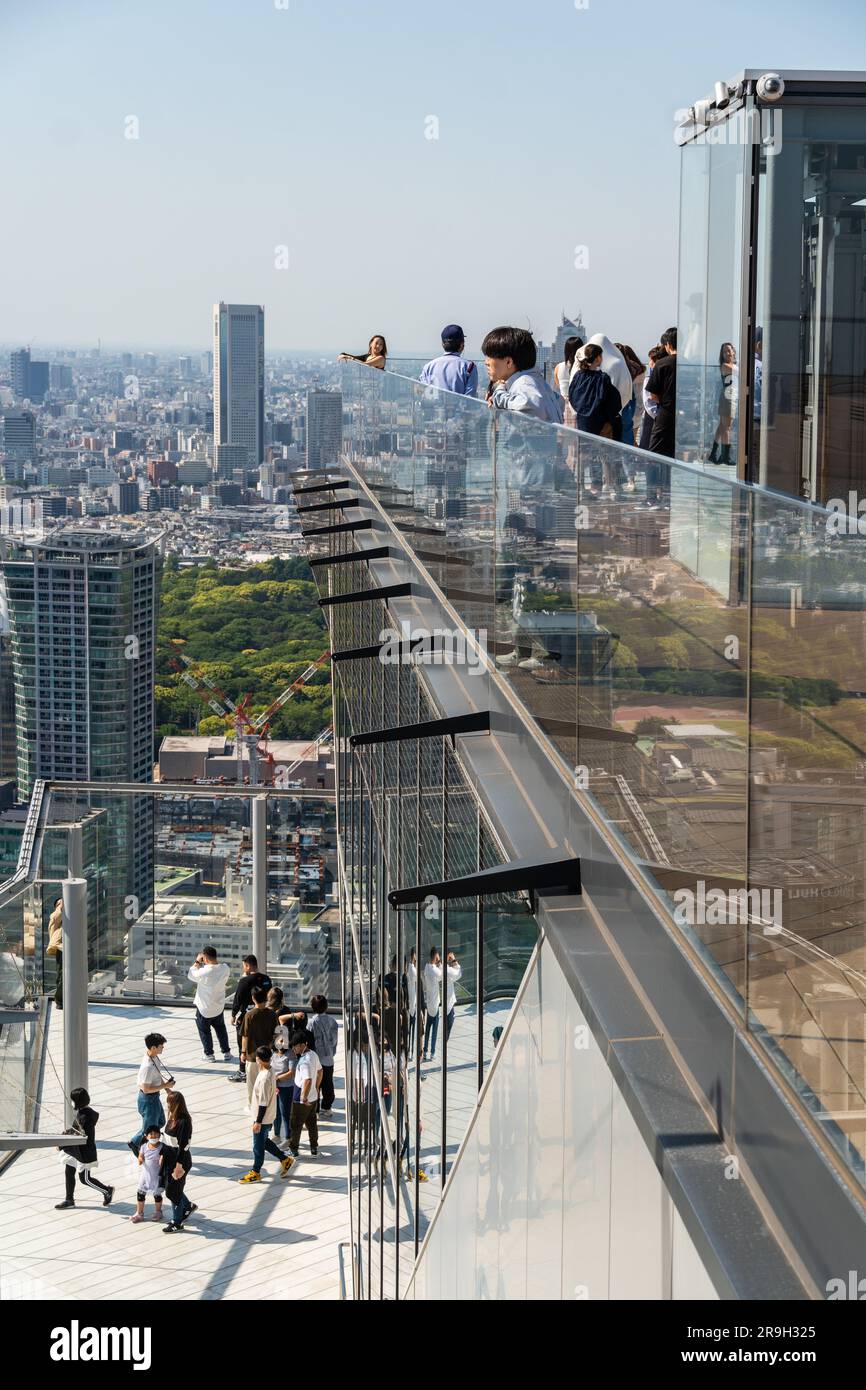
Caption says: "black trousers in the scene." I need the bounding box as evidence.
[65,1165,110,1201]
[318,1065,335,1111]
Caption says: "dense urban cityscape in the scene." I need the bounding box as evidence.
[2,0,865,1336]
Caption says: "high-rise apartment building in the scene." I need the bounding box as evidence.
[213,302,265,469]
[0,530,160,928]
[305,389,343,472]
[10,350,29,398]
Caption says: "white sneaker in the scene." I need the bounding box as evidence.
[202,1053,216,1062]
[518,655,544,670]
[495,649,520,667]
[221,1053,233,1064]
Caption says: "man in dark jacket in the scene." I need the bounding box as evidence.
[56,1087,115,1210]
[227,955,272,1084]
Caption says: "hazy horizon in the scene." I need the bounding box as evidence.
[2,0,863,360]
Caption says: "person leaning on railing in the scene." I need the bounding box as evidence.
[338,334,387,369]
[46,896,63,1010]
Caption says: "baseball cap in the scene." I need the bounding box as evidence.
[441,324,465,342]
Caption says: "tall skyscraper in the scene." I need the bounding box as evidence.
[9,348,49,402]
[10,349,30,398]
[305,389,343,472]
[213,303,265,469]
[0,530,160,919]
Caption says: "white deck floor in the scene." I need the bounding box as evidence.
[0,1004,349,1301]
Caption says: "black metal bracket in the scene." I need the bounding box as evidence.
[397,523,446,539]
[539,718,638,745]
[330,635,442,663]
[292,479,352,495]
[350,710,490,749]
[301,519,373,538]
[388,852,581,911]
[296,497,360,514]
[415,550,472,568]
[319,582,415,609]
[307,546,392,570]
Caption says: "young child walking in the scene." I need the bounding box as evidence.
[131,1124,165,1223]
[56,1087,115,1210]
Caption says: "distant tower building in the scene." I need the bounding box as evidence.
[200,350,213,377]
[9,350,48,402]
[3,411,36,460]
[10,349,30,398]
[553,311,587,367]
[213,303,265,469]
[215,443,249,480]
[305,389,343,472]
[111,481,140,515]
[178,356,193,381]
[0,530,161,923]
[50,364,73,391]
[27,361,49,402]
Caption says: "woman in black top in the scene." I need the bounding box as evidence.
[56,1087,115,1210]
[162,1090,196,1233]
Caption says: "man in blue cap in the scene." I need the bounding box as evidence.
[420,325,478,397]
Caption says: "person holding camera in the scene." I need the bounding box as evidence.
[187,945,231,1063]
[421,948,462,1061]
[128,1032,174,1156]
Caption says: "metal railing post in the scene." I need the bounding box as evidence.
[62,877,88,1127]
[251,795,268,970]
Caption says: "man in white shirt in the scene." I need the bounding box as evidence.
[289,1032,323,1159]
[238,1045,294,1183]
[422,948,462,1060]
[187,946,232,1063]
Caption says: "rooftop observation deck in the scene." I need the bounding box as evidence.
[0,1004,349,1302]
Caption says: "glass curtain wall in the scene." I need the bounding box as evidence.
[326,555,538,1298]
[337,359,866,1200]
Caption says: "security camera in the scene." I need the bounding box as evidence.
[714,80,731,108]
[756,72,785,102]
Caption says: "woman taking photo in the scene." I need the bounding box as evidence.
[161,1090,196,1233]
[338,335,387,369]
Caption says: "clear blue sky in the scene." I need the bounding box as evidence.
[1,0,863,357]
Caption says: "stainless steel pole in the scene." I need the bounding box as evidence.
[251,795,268,970]
[62,877,88,1127]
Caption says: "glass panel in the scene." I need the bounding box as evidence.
[752,103,866,505]
[748,489,866,1187]
[703,137,747,474]
[677,139,710,463]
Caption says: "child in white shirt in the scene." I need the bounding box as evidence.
[131,1125,165,1224]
